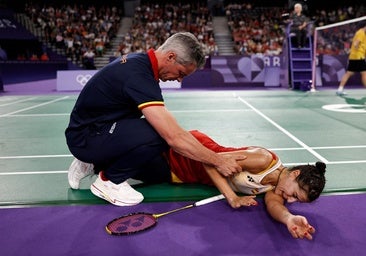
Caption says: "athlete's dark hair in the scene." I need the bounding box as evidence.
[288,161,326,202]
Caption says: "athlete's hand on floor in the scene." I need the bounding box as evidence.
[227,195,258,209]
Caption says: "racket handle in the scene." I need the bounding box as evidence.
[194,194,225,207]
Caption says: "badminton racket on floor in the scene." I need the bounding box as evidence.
[105,194,225,236]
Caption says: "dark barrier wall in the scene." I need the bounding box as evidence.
[0,61,68,84]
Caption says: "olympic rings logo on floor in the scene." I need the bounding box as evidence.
[76,74,93,86]
[322,104,366,113]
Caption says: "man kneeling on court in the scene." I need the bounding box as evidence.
[68,130,326,240]
[65,31,243,207]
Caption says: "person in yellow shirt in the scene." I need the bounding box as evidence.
[337,22,366,96]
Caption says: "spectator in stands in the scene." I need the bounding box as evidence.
[23,2,121,64]
[226,3,285,55]
[82,48,96,69]
[17,54,26,61]
[336,21,366,96]
[29,53,39,61]
[113,42,125,57]
[73,42,82,64]
[125,3,214,56]
[290,3,308,48]
[208,37,219,56]
[22,1,365,60]
[235,41,247,55]
[66,32,244,207]
[65,36,74,60]
[40,52,49,61]
[55,32,64,49]
[94,34,105,57]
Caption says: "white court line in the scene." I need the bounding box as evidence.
[2,113,70,117]
[171,109,251,113]
[0,96,70,117]
[329,160,366,164]
[0,109,249,118]
[311,145,366,149]
[0,96,39,107]
[0,170,67,175]
[234,93,329,163]
[0,154,71,159]
[270,145,366,151]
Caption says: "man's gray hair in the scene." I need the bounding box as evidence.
[158,32,206,69]
[294,3,302,10]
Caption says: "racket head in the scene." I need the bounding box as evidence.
[105,212,157,236]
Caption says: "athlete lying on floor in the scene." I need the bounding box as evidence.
[158,130,326,240]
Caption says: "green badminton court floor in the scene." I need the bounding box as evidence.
[0,88,365,207]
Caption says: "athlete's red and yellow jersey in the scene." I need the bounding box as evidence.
[168,130,279,194]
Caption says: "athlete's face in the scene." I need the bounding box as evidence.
[274,170,308,203]
[159,52,197,82]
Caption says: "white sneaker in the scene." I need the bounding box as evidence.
[90,173,144,206]
[68,158,94,189]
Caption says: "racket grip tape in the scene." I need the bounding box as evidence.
[194,194,225,207]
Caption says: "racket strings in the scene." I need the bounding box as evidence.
[106,213,157,235]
